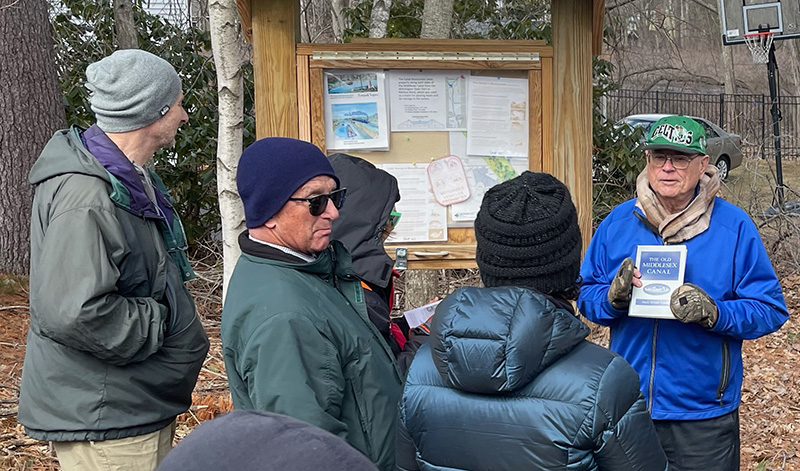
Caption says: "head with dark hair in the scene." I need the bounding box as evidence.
[474,171,582,301]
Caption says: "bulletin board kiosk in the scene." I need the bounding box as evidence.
[294,40,551,269]
[237,0,599,269]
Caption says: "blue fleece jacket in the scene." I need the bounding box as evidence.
[578,197,787,420]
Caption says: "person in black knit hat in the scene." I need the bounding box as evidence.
[396,171,667,471]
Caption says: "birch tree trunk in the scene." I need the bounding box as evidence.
[113,0,138,49]
[209,0,246,298]
[420,0,454,39]
[369,0,391,38]
[331,0,349,42]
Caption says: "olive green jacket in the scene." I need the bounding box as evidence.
[19,128,209,441]
[222,239,403,471]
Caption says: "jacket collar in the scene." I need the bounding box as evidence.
[81,125,173,224]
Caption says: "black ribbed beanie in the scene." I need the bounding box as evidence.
[474,171,581,295]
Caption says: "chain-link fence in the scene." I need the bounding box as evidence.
[604,89,800,160]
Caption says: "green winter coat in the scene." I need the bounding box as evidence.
[221,240,403,471]
[19,127,209,441]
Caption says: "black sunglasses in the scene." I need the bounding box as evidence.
[288,188,347,216]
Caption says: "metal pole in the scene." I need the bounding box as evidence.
[767,43,784,209]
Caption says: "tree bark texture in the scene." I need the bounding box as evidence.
[330,0,349,42]
[420,0,454,39]
[209,0,246,299]
[403,270,439,311]
[0,0,65,275]
[113,0,139,49]
[368,0,391,38]
[715,1,736,94]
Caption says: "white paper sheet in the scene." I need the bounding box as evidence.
[466,76,529,157]
[388,70,468,132]
[378,163,447,242]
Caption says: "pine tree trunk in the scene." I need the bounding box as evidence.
[209,0,246,299]
[0,0,65,275]
[113,0,139,49]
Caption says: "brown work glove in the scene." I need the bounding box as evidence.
[608,257,635,310]
[670,283,718,329]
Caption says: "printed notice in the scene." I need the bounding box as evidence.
[377,164,447,242]
[629,245,687,319]
[389,70,468,131]
[466,76,529,157]
[323,69,390,151]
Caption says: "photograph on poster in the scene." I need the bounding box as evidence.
[324,69,389,150]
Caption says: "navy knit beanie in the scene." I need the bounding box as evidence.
[474,171,581,295]
[157,410,378,471]
[237,137,340,228]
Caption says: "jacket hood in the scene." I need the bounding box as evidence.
[30,127,109,186]
[430,286,590,394]
[329,153,400,288]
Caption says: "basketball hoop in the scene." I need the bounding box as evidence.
[744,31,774,63]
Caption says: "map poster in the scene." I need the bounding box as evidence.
[377,163,448,243]
[323,69,390,151]
[388,70,468,132]
[629,245,687,319]
[466,76,529,158]
[448,132,528,222]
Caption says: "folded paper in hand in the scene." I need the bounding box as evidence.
[403,300,442,329]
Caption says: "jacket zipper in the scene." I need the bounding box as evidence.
[647,320,658,412]
[716,340,731,404]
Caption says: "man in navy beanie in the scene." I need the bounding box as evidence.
[221,137,403,471]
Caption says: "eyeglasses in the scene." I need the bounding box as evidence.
[647,153,700,170]
[288,188,347,216]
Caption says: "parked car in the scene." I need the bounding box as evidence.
[621,114,744,180]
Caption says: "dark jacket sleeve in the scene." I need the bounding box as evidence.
[593,356,669,471]
[32,198,166,366]
[237,311,349,440]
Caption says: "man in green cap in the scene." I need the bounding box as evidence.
[578,115,787,470]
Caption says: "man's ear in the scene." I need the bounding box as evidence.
[700,154,710,172]
[264,217,278,230]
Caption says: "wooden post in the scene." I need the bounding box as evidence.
[552,0,594,251]
[251,0,299,138]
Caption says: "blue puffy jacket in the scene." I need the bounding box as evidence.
[578,197,788,421]
[397,286,668,471]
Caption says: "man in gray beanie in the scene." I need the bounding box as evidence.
[19,49,209,471]
[221,137,402,471]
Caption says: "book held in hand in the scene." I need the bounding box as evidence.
[629,245,687,319]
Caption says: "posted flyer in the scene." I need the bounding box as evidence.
[323,69,389,151]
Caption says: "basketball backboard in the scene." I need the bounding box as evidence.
[720,0,800,44]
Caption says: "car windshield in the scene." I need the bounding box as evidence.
[623,118,656,131]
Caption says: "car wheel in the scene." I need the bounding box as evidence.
[716,156,730,181]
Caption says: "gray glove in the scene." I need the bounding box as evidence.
[608,257,635,310]
[670,283,718,329]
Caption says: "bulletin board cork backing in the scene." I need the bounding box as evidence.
[296,40,554,269]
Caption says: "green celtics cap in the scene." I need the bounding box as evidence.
[644,115,707,155]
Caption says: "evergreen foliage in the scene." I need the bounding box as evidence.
[49,0,255,245]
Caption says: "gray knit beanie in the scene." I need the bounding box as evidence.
[86,49,182,132]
